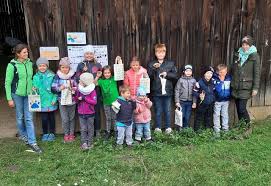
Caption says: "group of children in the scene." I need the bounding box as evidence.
[32,43,232,150]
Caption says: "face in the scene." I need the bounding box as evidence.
[204,71,213,81]
[242,43,250,52]
[130,61,140,72]
[60,65,70,74]
[121,90,131,100]
[155,49,166,60]
[184,69,193,77]
[38,64,48,73]
[218,68,227,77]
[103,69,112,79]
[16,48,28,61]
[137,95,146,101]
[84,52,95,61]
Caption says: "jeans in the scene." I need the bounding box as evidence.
[59,104,76,135]
[213,101,229,132]
[41,112,56,134]
[153,96,172,129]
[235,99,250,123]
[135,122,151,141]
[79,115,94,145]
[194,103,214,131]
[94,87,101,131]
[12,93,37,145]
[116,124,133,145]
[180,101,193,128]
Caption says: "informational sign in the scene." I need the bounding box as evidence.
[67,32,86,45]
[67,45,108,71]
[39,47,60,60]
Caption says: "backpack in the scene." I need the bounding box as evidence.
[10,62,19,93]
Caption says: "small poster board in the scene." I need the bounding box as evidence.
[67,32,86,45]
[39,47,60,60]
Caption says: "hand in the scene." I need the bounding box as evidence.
[78,97,83,101]
[8,100,15,108]
[83,66,88,72]
[176,103,181,108]
[160,72,167,78]
[192,103,197,109]
[51,102,56,106]
[60,85,65,90]
[32,87,37,91]
[72,87,77,91]
[96,71,102,78]
[143,72,149,78]
[144,97,149,102]
[153,63,161,68]
[199,92,205,101]
[252,90,258,96]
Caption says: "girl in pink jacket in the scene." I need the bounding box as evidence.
[124,56,148,100]
[134,86,153,142]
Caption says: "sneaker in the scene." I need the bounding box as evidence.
[28,144,42,153]
[18,135,28,145]
[47,133,55,141]
[64,135,70,143]
[154,128,162,133]
[69,135,75,142]
[81,143,89,151]
[165,128,172,134]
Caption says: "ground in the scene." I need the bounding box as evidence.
[0,120,270,186]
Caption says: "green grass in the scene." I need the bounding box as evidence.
[0,121,271,186]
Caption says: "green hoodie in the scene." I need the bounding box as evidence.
[5,58,33,100]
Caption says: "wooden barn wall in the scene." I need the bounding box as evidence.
[23,0,271,106]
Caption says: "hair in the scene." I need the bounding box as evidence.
[216,64,228,71]
[154,43,166,52]
[102,65,113,77]
[130,56,141,65]
[119,85,130,94]
[13,43,28,58]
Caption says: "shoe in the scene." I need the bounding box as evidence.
[41,134,49,142]
[104,131,110,140]
[69,134,75,142]
[28,143,42,153]
[154,128,162,133]
[81,143,89,151]
[165,128,172,134]
[134,139,141,145]
[18,135,28,145]
[64,135,70,143]
[47,133,55,141]
[95,130,100,138]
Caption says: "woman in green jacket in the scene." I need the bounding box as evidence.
[231,36,261,124]
[5,44,42,153]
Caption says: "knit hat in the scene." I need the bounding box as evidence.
[59,57,71,66]
[137,86,146,96]
[183,64,193,72]
[80,72,94,86]
[202,66,214,76]
[84,45,94,54]
[36,57,49,67]
[242,35,253,46]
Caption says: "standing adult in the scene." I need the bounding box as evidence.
[231,36,261,124]
[5,43,42,153]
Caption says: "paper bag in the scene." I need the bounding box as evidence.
[175,107,183,127]
[114,56,124,81]
[28,92,41,112]
[140,77,150,93]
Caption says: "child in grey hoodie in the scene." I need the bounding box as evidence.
[174,65,196,129]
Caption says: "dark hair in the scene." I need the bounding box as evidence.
[119,85,130,94]
[13,43,28,58]
[102,65,113,77]
[130,56,141,65]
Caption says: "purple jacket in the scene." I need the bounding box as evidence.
[75,90,97,115]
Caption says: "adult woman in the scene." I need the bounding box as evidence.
[231,36,261,124]
[5,43,42,153]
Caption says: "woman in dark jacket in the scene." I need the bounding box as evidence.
[231,35,261,124]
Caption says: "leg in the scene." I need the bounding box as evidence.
[143,122,151,140]
[163,96,172,129]
[204,104,213,129]
[41,112,49,134]
[116,126,125,145]
[79,116,88,144]
[153,96,162,129]
[221,101,229,131]
[135,124,144,141]
[125,124,133,145]
[194,104,205,131]
[68,104,76,135]
[238,99,250,123]
[94,87,101,134]
[23,96,37,145]
[87,116,95,146]
[103,105,112,133]
[59,105,70,135]
[48,111,56,134]
[12,94,27,138]
[213,102,222,133]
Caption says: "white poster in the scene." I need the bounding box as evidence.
[67,32,86,45]
[67,45,108,71]
[39,47,60,60]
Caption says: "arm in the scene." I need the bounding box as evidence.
[174,79,182,103]
[252,54,261,92]
[84,91,97,105]
[123,71,129,86]
[192,82,201,104]
[5,64,14,101]
[145,98,153,108]
[147,61,158,79]
[165,62,178,80]
[51,76,61,93]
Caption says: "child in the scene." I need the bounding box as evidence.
[147,43,178,134]
[75,73,97,150]
[193,66,216,131]
[76,45,102,137]
[95,65,119,139]
[134,86,153,142]
[174,64,196,129]
[52,57,77,142]
[32,57,58,142]
[112,85,136,147]
[213,64,231,134]
[124,56,148,100]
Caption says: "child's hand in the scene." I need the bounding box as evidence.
[83,66,88,72]
[252,90,258,96]
[153,63,160,68]
[8,100,15,108]
[199,92,205,101]
[160,72,167,78]
[51,102,56,106]
[96,71,102,78]
[144,97,149,102]
[192,103,197,109]
[32,87,37,91]
[60,85,65,90]
[78,97,83,100]
[72,87,77,91]
[176,103,181,108]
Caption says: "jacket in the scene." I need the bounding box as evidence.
[193,78,216,105]
[174,76,196,103]
[75,90,97,115]
[115,97,136,126]
[5,58,33,100]
[76,60,102,81]
[230,52,261,99]
[32,70,58,112]
[124,66,147,98]
[134,98,152,124]
[147,60,178,96]
[213,73,231,102]
[98,76,119,105]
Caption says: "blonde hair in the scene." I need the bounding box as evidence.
[119,85,130,94]
[216,64,228,71]
[154,43,166,52]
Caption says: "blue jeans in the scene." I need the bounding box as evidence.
[12,93,37,145]
[153,96,172,129]
[180,101,193,128]
[116,124,133,145]
[135,122,151,141]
